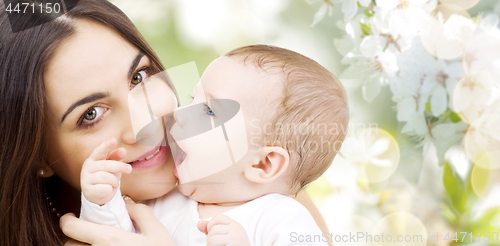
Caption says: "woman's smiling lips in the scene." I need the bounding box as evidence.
[127,144,169,170]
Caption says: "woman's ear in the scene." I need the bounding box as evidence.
[38,166,54,178]
[244,146,289,184]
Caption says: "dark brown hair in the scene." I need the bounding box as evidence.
[0,1,172,245]
[226,45,349,192]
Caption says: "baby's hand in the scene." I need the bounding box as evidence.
[198,214,250,246]
[81,138,132,206]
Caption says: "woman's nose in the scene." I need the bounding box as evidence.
[120,107,138,145]
[121,119,137,145]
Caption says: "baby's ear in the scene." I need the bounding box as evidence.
[244,146,289,184]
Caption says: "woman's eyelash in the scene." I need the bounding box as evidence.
[136,66,153,77]
[77,104,107,130]
[79,116,105,130]
[130,66,154,88]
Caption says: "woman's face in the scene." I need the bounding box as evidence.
[44,19,177,201]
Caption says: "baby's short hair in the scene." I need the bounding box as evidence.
[226,45,349,192]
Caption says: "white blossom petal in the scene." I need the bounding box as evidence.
[464,32,500,75]
[311,3,328,27]
[409,0,431,5]
[375,0,399,10]
[420,74,438,96]
[358,0,371,7]
[340,62,370,79]
[421,13,475,60]
[444,62,465,80]
[363,75,382,102]
[430,84,448,116]
[397,97,417,122]
[360,36,385,58]
[388,6,427,37]
[413,113,428,135]
[342,0,358,22]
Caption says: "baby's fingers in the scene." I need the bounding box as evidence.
[83,183,115,203]
[207,214,233,232]
[206,234,228,246]
[87,171,120,188]
[87,160,132,174]
[88,138,118,161]
[197,220,209,235]
[206,224,229,237]
[107,147,127,161]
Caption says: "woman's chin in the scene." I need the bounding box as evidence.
[125,184,175,202]
[121,174,177,201]
[121,152,177,201]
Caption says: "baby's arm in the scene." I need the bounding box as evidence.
[79,138,135,231]
[198,214,250,246]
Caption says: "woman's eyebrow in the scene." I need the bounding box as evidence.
[128,52,146,79]
[60,92,111,123]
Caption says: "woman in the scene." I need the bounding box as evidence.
[0,1,329,245]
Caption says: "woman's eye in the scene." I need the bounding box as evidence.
[83,106,106,123]
[131,70,148,85]
[205,106,215,116]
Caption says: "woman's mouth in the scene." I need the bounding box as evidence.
[132,147,160,162]
[128,145,169,170]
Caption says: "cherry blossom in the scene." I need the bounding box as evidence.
[308,0,334,27]
[310,0,372,26]
[314,0,499,166]
[376,0,433,37]
[333,0,371,22]
[453,72,497,124]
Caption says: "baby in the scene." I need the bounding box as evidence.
[80,45,349,245]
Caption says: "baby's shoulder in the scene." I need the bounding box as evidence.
[256,193,307,208]
[237,194,326,245]
[243,193,313,220]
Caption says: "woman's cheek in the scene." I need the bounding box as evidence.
[53,135,103,190]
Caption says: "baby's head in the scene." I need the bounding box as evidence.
[171,45,348,204]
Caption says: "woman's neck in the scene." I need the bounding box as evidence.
[44,176,81,243]
[47,176,81,216]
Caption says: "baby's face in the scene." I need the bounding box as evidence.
[169,56,282,203]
